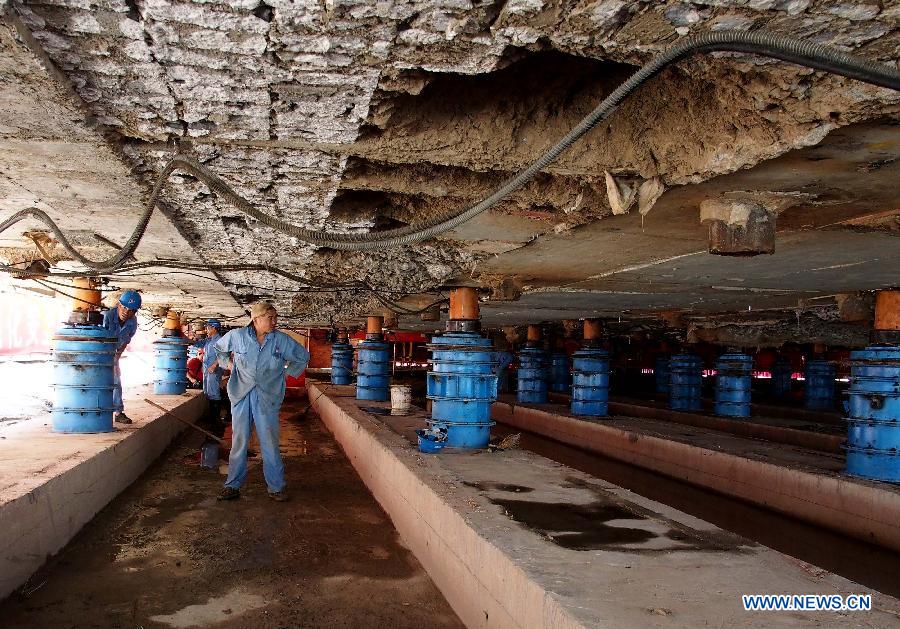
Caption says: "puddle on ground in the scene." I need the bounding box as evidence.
[490,498,746,553]
[490,499,655,550]
[149,588,268,627]
[463,481,534,493]
[360,406,392,416]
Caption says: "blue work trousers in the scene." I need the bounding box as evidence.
[203,371,221,401]
[112,356,123,413]
[224,388,285,493]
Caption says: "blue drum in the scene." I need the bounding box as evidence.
[426,332,497,448]
[51,324,118,433]
[845,345,900,482]
[805,360,835,410]
[571,347,609,416]
[518,347,548,403]
[771,358,793,398]
[714,353,753,418]
[331,340,354,385]
[153,336,191,395]
[357,338,390,401]
[549,351,570,393]
[670,353,703,411]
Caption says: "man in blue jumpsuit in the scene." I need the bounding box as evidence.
[102,290,141,424]
[197,319,224,434]
[213,301,309,502]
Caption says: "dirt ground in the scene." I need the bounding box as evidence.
[0,399,463,628]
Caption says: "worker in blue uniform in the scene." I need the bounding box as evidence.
[198,318,224,435]
[102,290,141,424]
[213,301,310,502]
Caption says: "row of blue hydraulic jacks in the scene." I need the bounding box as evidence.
[333,307,900,483]
[52,286,900,483]
[519,343,900,483]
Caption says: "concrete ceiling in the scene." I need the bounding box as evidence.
[0,0,897,334]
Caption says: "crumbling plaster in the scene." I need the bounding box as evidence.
[1,0,898,325]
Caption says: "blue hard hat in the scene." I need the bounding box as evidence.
[206,318,221,330]
[119,290,142,310]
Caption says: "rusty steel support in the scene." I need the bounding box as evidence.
[68,277,103,325]
[874,290,900,343]
[162,309,183,337]
[526,324,543,347]
[449,287,479,320]
[446,288,480,333]
[583,319,602,344]
[71,277,101,312]
[366,315,384,338]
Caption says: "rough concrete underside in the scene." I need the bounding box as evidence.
[0,1,897,330]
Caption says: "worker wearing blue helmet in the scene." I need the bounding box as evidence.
[102,290,141,424]
[198,318,225,434]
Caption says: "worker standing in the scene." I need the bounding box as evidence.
[213,301,309,502]
[199,319,224,435]
[102,290,141,425]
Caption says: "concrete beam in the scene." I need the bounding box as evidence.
[308,384,581,629]
[312,385,900,627]
[492,400,900,552]
[547,392,844,453]
[0,389,205,600]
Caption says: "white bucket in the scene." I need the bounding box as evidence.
[390,384,412,414]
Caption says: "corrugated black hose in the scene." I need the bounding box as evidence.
[1,30,898,267]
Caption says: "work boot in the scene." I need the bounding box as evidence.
[217,487,240,501]
[114,413,133,425]
[268,490,289,502]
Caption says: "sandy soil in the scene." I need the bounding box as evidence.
[0,399,463,628]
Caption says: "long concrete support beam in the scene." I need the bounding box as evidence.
[492,400,900,552]
[308,384,585,629]
[546,392,843,453]
[0,390,205,600]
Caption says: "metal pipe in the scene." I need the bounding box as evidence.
[875,290,900,331]
[366,316,384,337]
[71,277,101,312]
[583,319,602,341]
[449,287,479,320]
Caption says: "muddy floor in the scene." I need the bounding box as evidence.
[0,400,463,628]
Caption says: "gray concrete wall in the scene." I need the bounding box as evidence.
[0,390,205,600]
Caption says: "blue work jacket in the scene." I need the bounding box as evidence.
[200,332,222,399]
[213,325,310,409]
[102,308,138,353]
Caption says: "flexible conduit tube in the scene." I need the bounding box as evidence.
[1,30,898,265]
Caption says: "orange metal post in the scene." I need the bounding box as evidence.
[527,325,542,342]
[163,309,181,332]
[583,319,602,341]
[875,290,900,331]
[449,287,479,320]
[367,316,384,335]
[71,278,101,312]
